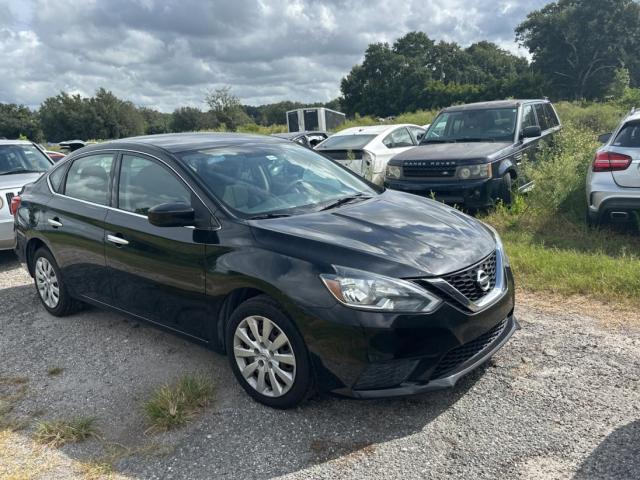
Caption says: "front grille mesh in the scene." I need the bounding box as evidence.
[442,252,497,302]
[402,165,456,178]
[354,359,419,390]
[431,317,508,379]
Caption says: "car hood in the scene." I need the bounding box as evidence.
[390,142,511,163]
[0,172,45,190]
[250,190,495,278]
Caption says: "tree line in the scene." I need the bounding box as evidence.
[1,0,639,142]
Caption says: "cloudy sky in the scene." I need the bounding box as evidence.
[0,0,547,111]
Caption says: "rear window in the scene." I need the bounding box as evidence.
[613,121,640,148]
[316,135,376,150]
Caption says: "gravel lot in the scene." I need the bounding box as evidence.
[1,250,639,480]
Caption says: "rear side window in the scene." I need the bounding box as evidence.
[612,121,640,148]
[64,154,114,206]
[521,105,538,129]
[48,166,67,192]
[534,104,550,131]
[118,154,191,216]
[543,104,559,127]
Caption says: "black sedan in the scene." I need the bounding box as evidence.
[13,133,517,408]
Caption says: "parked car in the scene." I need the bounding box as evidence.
[14,133,516,408]
[0,140,54,250]
[59,140,86,152]
[586,109,640,226]
[385,99,562,207]
[270,131,329,149]
[37,145,66,162]
[314,124,427,185]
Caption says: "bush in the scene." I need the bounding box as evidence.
[554,101,625,134]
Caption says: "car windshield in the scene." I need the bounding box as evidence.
[0,144,51,175]
[424,108,517,143]
[316,134,376,150]
[178,142,377,217]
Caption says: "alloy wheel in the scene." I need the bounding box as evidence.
[233,315,297,398]
[35,257,60,308]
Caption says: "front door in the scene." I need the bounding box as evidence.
[104,153,211,339]
[45,152,115,304]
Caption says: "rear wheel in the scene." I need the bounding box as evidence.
[226,295,314,409]
[32,248,80,316]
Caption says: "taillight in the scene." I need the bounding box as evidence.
[9,195,21,215]
[592,151,632,172]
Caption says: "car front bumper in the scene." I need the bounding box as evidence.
[384,177,503,208]
[303,266,517,399]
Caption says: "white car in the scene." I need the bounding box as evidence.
[314,124,426,185]
[0,140,54,250]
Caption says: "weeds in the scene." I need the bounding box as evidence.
[144,374,214,432]
[35,417,100,447]
[47,367,64,376]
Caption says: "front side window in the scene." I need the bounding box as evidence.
[118,155,191,215]
[0,144,51,176]
[179,142,376,217]
[409,127,426,143]
[424,108,518,143]
[383,128,414,148]
[64,154,114,205]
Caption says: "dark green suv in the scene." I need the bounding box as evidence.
[384,99,561,207]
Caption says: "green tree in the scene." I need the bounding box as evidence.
[39,92,94,142]
[170,106,217,132]
[516,0,640,99]
[90,88,145,139]
[204,87,251,130]
[139,107,172,134]
[0,103,44,142]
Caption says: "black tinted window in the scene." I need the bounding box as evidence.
[534,104,550,131]
[613,121,640,148]
[543,104,559,127]
[64,154,114,205]
[49,165,67,192]
[118,155,190,215]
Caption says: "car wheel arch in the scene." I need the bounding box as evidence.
[25,237,50,276]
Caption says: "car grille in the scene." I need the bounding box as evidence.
[431,317,508,379]
[442,251,497,302]
[354,359,419,390]
[402,165,456,178]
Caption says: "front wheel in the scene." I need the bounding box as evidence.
[498,172,515,205]
[226,295,314,409]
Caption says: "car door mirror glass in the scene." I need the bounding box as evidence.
[522,126,542,139]
[597,132,612,143]
[148,202,196,227]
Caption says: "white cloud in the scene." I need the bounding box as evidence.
[0,0,548,111]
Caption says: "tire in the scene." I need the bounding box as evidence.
[585,209,599,228]
[226,295,314,409]
[499,172,515,205]
[32,248,81,317]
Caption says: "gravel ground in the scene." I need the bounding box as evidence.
[0,250,639,480]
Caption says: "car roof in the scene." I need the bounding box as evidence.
[271,131,327,139]
[91,132,288,154]
[624,109,640,123]
[333,124,421,136]
[0,139,34,146]
[442,99,550,112]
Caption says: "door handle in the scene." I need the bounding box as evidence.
[107,234,129,246]
[47,218,63,228]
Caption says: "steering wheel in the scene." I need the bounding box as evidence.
[283,179,310,194]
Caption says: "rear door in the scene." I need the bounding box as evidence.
[609,121,640,188]
[104,152,211,339]
[45,152,115,304]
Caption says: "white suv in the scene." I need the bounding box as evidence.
[314,124,426,185]
[587,110,640,227]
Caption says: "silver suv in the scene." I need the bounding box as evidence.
[586,110,640,226]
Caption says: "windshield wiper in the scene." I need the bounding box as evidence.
[319,193,371,211]
[248,213,292,220]
[0,169,45,176]
[455,137,494,143]
[421,139,456,144]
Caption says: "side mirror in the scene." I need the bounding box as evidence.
[148,202,195,227]
[521,126,542,139]
[598,132,612,144]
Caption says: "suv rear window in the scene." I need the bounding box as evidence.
[613,121,640,148]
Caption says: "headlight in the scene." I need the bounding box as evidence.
[386,165,401,179]
[320,266,442,312]
[456,163,491,180]
[482,222,510,267]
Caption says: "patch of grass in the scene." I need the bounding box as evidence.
[47,367,64,376]
[35,417,100,447]
[144,375,214,432]
[76,460,113,479]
